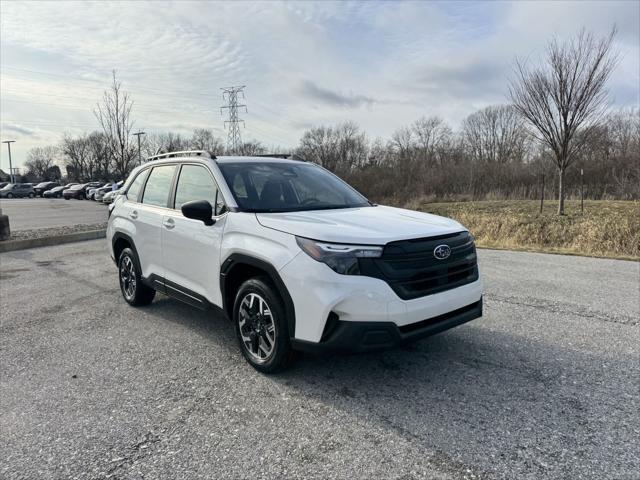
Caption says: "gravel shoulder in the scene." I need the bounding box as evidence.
[7,223,107,241]
[0,241,638,479]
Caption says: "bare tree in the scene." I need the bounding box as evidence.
[87,132,111,180]
[142,132,190,158]
[239,140,266,156]
[298,126,336,168]
[94,71,137,179]
[462,105,528,164]
[297,122,367,173]
[412,116,452,166]
[389,126,414,164]
[24,146,58,181]
[509,28,618,214]
[191,128,225,155]
[62,134,93,181]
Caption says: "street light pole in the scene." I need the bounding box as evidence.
[2,140,16,183]
[133,131,146,164]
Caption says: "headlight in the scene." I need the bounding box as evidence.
[295,236,383,275]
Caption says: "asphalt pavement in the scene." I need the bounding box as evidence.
[0,198,108,231]
[0,241,638,479]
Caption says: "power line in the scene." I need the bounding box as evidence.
[220,86,246,154]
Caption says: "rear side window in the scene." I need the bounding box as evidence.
[142,165,176,207]
[174,165,218,211]
[126,169,149,203]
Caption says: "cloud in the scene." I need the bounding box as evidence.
[0,123,37,137]
[0,0,637,168]
[298,80,377,108]
[413,60,506,101]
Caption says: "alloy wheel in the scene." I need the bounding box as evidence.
[238,293,276,363]
[120,255,137,301]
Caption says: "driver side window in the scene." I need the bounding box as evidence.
[174,164,226,215]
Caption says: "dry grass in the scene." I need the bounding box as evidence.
[400,199,640,260]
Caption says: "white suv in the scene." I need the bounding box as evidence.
[107,151,482,372]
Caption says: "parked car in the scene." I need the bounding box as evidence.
[44,183,77,198]
[95,181,122,202]
[0,183,36,198]
[88,183,112,200]
[33,181,60,197]
[107,151,482,373]
[63,183,88,200]
[102,187,123,204]
[63,182,103,200]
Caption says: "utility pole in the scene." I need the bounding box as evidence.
[539,172,545,214]
[580,168,584,214]
[133,131,146,164]
[2,140,16,183]
[220,86,246,154]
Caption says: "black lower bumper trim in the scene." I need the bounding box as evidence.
[291,298,482,354]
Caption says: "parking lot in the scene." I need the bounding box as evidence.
[1,240,638,479]
[0,198,108,231]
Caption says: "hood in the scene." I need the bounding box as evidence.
[256,205,465,245]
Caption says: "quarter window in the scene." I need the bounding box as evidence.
[142,165,176,207]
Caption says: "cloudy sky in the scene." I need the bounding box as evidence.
[1,0,638,170]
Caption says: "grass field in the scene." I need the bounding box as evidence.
[404,200,640,260]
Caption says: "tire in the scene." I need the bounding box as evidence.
[233,276,293,373]
[28,193,34,198]
[6,193,13,198]
[118,247,155,306]
[78,193,84,200]
[64,197,70,200]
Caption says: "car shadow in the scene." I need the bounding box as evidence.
[137,296,637,479]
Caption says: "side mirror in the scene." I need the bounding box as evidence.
[181,200,215,226]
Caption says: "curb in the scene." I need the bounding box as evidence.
[0,229,106,253]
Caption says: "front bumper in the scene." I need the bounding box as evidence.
[279,251,483,345]
[291,298,482,353]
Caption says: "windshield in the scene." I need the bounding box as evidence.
[1,184,14,191]
[218,162,370,213]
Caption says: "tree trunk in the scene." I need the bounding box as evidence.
[557,167,565,215]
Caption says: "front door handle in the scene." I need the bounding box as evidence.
[129,210,138,220]
[163,218,175,230]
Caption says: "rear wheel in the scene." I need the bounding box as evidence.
[6,193,13,198]
[28,193,34,198]
[233,277,293,373]
[78,193,85,200]
[118,247,155,306]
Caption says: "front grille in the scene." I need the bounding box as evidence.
[359,231,478,300]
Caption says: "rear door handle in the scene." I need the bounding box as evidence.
[129,210,138,220]
[163,218,175,229]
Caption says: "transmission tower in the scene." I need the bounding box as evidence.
[220,86,247,154]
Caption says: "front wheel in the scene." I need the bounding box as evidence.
[6,193,13,198]
[78,193,85,200]
[28,193,35,198]
[233,277,293,373]
[118,247,155,306]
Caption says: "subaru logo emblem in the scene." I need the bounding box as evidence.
[433,244,451,260]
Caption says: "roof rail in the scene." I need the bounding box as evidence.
[146,150,214,162]
[253,154,292,159]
